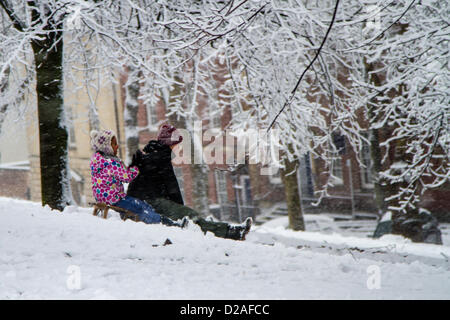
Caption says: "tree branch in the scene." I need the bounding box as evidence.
[0,0,25,32]
[267,0,340,131]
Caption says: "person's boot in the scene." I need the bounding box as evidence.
[160,215,189,229]
[179,216,190,229]
[225,217,253,241]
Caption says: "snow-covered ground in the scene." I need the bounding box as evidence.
[1,197,449,300]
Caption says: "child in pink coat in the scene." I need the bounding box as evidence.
[90,129,185,227]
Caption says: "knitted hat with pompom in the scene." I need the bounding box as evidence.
[157,123,183,146]
[90,129,116,156]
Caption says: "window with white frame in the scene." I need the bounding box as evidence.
[67,106,76,147]
[360,133,373,187]
[331,156,344,185]
[240,175,252,205]
[214,170,228,205]
[146,104,158,127]
[330,133,345,185]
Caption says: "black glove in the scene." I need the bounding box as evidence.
[130,150,143,168]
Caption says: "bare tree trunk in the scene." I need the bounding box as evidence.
[190,159,210,216]
[364,59,388,217]
[124,67,140,163]
[30,20,71,210]
[281,153,305,231]
[368,119,388,216]
[0,66,9,136]
[364,47,431,242]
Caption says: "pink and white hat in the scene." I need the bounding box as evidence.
[90,129,117,156]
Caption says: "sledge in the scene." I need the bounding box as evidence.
[91,202,141,222]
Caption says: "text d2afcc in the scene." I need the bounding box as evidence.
[179,303,271,317]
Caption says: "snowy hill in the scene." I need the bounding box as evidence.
[1,197,449,299]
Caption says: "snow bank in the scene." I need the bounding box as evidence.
[255,216,450,261]
[0,197,449,299]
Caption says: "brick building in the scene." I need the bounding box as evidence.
[1,48,447,223]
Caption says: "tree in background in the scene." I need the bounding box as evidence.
[1,0,447,243]
[335,1,449,235]
[159,0,448,237]
[0,1,73,210]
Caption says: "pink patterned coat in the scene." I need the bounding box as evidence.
[90,152,139,205]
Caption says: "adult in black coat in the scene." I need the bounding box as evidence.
[127,139,184,205]
[127,124,251,240]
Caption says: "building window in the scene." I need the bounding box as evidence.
[298,153,315,198]
[240,175,252,206]
[146,104,158,127]
[214,170,228,205]
[361,133,373,187]
[332,133,346,155]
[67,106,76,147]
[330,133,345,185]
[331,156,343,185]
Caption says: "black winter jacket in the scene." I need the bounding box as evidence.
[127,140,184,205]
